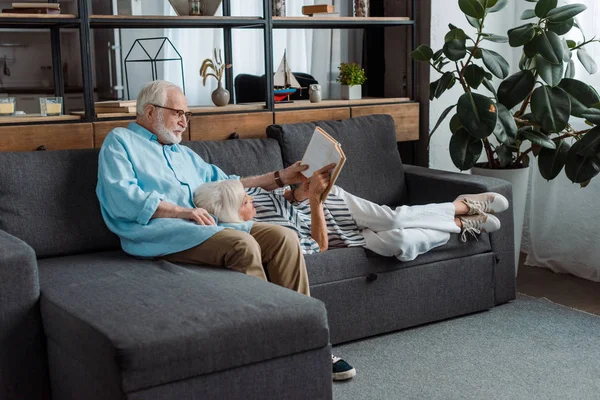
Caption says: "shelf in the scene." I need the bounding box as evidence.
[0,114,81,124]
[73,103,268,119]
[274,97,412,110]
[89,15,264,29]
[272,16,413,29]
[0,13,79,27]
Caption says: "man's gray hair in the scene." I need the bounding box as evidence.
[136,80,181,116]
[193,180,246,223]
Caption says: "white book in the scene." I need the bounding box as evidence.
[12,3,61,9]
[301,127,346,201]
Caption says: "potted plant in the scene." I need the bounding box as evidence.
[411,0,600,268]
[337,62,367,100]
[200,48,232,106]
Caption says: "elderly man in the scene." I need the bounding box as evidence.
[96,80,310,293]
[96,80,356,381]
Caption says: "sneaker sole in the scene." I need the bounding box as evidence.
[333,368,357,381]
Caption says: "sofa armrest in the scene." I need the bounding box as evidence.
[403,165,516,305]
[0,230,50,399]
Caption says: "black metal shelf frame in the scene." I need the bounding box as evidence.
[0,0,419,124]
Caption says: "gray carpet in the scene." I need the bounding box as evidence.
[332,295,600,399]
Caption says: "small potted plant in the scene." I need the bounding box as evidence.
[200,48,232,106]
[337,62,367,100]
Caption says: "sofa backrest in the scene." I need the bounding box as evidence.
[267,114,408,206]
[0,138,284,259]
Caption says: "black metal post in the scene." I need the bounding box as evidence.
[411,0,417,99]
[78,0,95,121]
[48,0,64,98]
[223,0,234,103]
[263,0,274,110]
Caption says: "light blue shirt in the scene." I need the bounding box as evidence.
[96,122,253,257]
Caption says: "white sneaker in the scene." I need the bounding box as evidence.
[456,192,509,215]
[459,213,501,242]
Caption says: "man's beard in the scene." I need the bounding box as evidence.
[156,113,182,145]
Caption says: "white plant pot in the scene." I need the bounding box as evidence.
[341,85,362,100]
[471,164,531,276]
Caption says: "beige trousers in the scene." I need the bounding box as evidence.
[163,222,310,296]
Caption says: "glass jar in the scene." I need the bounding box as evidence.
[188,0,204,16]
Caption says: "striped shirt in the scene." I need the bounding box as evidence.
[247,186,366,254]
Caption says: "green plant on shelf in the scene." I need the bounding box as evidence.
[336,62,367,86]
[411,0,600,186]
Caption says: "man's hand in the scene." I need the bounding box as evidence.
[179,208,216,225]
[309,163,336,201]
[279,161,309,185]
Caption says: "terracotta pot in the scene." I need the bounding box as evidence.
[211,81,230,107]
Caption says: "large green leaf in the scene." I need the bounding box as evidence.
[524,39,538,58]
[574,126,600,157]
[547,4,587,22]
[530,86,571,133]
[535,30,564,64]
[518,126,557,149]
[449,114,463,134]
[434,72,455,98]
[577,47,598,74]
[582,108,600,124]
[457,92,498,139]
[494,103,518,144]
[488,0,508,12]
[481,49,510,79]
[497,70,536,109]
[495,145,515,167]
[565,140,600,183]
[432,49,444,61]
[477,0,499,8]
[535,54,564,87]
[411,45,434,61]
[430,104,456,138]
[466,15,481,29]
[538,140,571,180]
[565,59,575,79]
[521,9,537,20]
[481,33,509,43]
[558,78,600,117]
[459,0,485,18]
[450,128,484,170]
[535,0,557,18]
[482,77,497,97]
[464,64,486,89]
[443,29,468,62]
[508,24,536,47]
[547,18,574,35]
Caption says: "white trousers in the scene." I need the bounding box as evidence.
[330,186,461,262]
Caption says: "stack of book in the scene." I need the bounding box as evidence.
[94,100,137,115]
[301,5,338,17]
[2,2,61,14]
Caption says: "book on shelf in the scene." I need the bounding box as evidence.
[94,106,137,114]
[12,2,61,9]
[302,5,334,16]
[95,100,137,108]
[2,8,61,14]
[301,127,346,202]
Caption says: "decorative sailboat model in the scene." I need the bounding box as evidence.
[273,50,302,102]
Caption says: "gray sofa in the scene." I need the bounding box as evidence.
[0,114,515,400]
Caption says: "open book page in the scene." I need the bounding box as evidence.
[301,127,346,201]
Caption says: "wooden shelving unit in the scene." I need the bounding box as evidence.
[0,114,81,124]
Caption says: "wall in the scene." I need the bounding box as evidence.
[428,0,525,171]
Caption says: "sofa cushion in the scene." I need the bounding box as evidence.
[0,149,120,259]
[267,114,408,206]
[183,138,284,177]
[305,234,492,285]
[38,251,329,394]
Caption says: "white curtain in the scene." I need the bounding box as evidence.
[522,0,600,282]
[162,0,357,105]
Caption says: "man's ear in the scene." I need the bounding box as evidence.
[144,103,155,122]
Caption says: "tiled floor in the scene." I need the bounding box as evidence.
[516,255,600,316]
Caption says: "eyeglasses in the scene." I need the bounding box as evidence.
[151,104,192,123]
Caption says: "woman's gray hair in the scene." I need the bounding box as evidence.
[193,180,246,223]
[136,80,181,117]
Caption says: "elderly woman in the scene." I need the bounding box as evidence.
[193,165,508,262]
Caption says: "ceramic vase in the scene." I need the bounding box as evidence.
[354,0,369,17]
[309,84,322,103]
[212,81,230,106]
[273,0,285,16]
[341,85,361,100]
